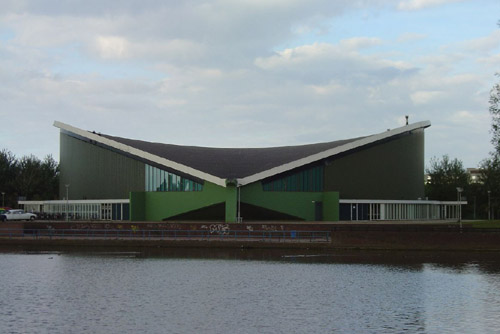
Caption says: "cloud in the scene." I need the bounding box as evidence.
[477,54,500,67]
[95,36,129,59]
[397,0,465,11]
[410,90,444,104]
[339,37,383,50]
[0,0,496,169]
[254,41,414,86]
[396,33,427,43]
[450,110,489,127]
[461,30,500,53]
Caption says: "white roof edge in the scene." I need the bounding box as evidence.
[53,121,228,187]
[237,121,431,186]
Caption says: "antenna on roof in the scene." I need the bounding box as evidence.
[405,115,409,125]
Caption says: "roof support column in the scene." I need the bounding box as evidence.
[225,184,237,223]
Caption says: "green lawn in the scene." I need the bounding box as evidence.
[462,220,500,228]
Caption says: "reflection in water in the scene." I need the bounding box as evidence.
[4,244,500,274]
[1,247,500,334]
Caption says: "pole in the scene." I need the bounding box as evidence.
[473,196,476,220]
[456,187,463,228]
[1,192,4,207]
[237,185,241,223]
[65,184,70,222]
[488,191,491,220]
[459,192,462,228]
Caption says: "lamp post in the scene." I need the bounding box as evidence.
[237,183,241,223]
[473,196,476,220]
[488,190,491,220]
[1,192,4,207]
[456,187,463,228]
[65,184,70,222]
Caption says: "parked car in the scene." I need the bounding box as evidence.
[0,209,37,222]
[0,207,11,215]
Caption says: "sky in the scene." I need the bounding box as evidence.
[1,0,499,169]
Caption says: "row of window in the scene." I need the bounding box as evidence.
[262,165,324,192]
[145,164,203,192]
[23,202,129,221]
[340,202,456,221]
[146,164,324,193]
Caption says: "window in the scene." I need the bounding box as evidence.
[262,165,324,192]
[145,164,203,192]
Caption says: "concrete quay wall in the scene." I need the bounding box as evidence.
[1,220,500,251]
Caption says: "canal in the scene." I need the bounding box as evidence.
[1,248,499,333]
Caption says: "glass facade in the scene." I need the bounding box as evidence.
[145,164,203,192]
[21,200,130,221]
[262,165,324,192]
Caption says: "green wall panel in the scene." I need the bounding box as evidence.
[323,192,340,221]
[134,182,237,222]
[240,182,339,221]
[130,192,146,221]
[60,133,145,199]
[132,180,339,222]
[324,130,425,200]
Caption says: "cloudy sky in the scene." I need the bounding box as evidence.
[1,0,499,168]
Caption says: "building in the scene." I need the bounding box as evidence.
[467,168,483,184]
[21,120,464,222]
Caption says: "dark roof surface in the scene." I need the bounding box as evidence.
[100,134,364,179]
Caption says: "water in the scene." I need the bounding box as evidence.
[1,248,500,334]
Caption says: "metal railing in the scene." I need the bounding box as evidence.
[0,228,330,243]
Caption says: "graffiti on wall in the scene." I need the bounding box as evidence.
[201,223,230,235]
[261,225,284,232]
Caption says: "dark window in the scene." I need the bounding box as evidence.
[262,165,324,192]
[145,164,203,192]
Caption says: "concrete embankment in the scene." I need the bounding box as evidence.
[1,220,500,251]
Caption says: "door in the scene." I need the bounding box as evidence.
[314,201,323,221]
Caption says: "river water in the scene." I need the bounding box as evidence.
[1,248,500,334]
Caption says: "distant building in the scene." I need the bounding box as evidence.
[467,168,483,184]
[424,168,483,184]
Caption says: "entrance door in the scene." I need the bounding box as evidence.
[314,201,323,221]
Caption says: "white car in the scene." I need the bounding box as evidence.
[1,209,37,221]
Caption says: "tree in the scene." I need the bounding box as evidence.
[0,149,18,207]
[15,154,43,200]
[480,155,500,219]
[15,154,59,201]
[482,49,500,218]
[470,21,500,219]
[425,155,469,201]
[486,21,500,157]
[489,73,500,155]
[0,150,59,206]
[40,155,59,200]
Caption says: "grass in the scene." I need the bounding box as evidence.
[462,220,500,228]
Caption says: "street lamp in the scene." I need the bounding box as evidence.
[488,190,491,220]
[65,184,70,222]
[1,192,4,207]
[456,187,463,228]
[237,183,241,223]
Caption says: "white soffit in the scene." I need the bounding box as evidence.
[237,121,431,186]
[53,121,228,187]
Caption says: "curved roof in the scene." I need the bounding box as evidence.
[54,120,431,187]
[99,134,363,180]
